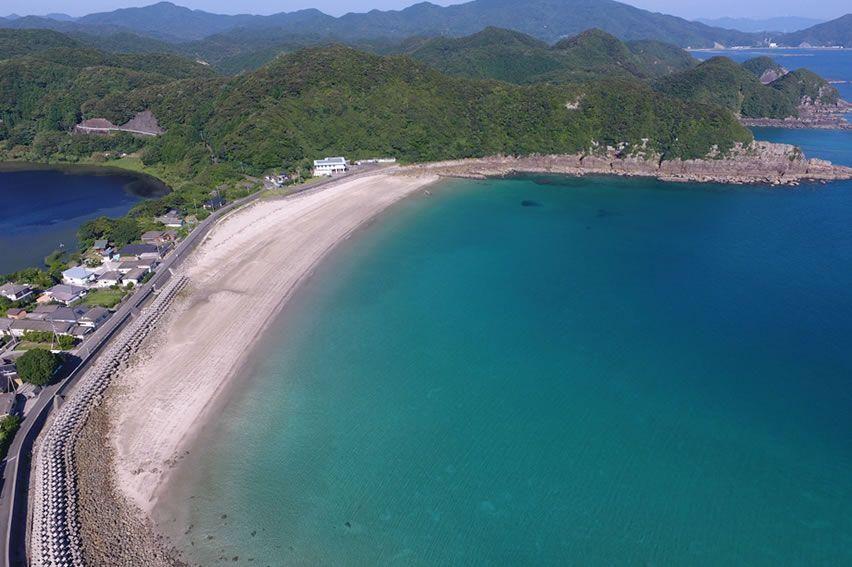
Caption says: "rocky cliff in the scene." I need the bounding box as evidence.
[403,142,852,186]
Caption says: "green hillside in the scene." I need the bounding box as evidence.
[770,69,840,106]
[654,57,798,118]
[404,28,697,85]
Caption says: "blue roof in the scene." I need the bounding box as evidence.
[62,266,91,279]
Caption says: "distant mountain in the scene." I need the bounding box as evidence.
[44,14,77,22]
[696,17,824,33]
[777,14,852,47]
[0,0,764,48]
[403,27,696,84]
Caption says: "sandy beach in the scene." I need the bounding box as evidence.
[107,172,437,516]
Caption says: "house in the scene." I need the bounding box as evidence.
[5,308,27,320]
[155,210,184,228]
[45,306,88,325]
[80,307,110,328]
[92,239,110,252]
[118,244,161,261]
[69,325,93,340]
[62,266,96,287]
[123,268,148,286]
[25,304,60,321]
[312,157,348,177]
[141,230,177,246]
[74,117,119,135]
[204,195,226,210]
[0,282,34,302]
[43,284,88,306]
[117,260,155,274]
[96,271,123,288]
[9,319,73,338]
[0,393,16,417]
[0,318,11,337]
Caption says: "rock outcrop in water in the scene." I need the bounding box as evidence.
[403,142,852,186]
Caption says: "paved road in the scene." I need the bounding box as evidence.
[0,166,387,567]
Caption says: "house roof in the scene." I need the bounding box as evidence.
[81,307,110,322]
[11,319,73,334]
[141,230,164,240]
[314,157,348,166]
[124,268,148,281]
[119,244,159,256]
[0,318,11,332]
[0,282,32,296]
[47,284,87,302]
[32,304,60,314]
[93,239,109,249]
[98,271,123,281]
[62,266,92,280]
[45,307,87,323]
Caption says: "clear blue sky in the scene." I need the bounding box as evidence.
[3,0,849,20]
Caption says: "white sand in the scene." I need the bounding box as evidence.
[110,172,438,513]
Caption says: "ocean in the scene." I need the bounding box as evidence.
[163,49,852,565]
[0,165,167,274]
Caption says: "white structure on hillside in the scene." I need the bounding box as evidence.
[313,157,348,177]
[61,266,96,287]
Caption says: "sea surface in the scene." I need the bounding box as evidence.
[692,48,852,100]
[166,126,852,564]
[0,165,167,274]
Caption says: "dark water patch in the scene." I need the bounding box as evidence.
[0,163,170,274]
[520,200,541,207]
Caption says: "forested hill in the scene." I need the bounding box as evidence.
[402,28,697,84]
[0,32,752,184]
[777,14,852,48]
[0,0,761,48]
[654,57,841,119]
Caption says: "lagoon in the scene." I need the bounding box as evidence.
[0,165,168,274]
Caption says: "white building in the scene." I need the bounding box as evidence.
[313,157,348,177]
[62,266,96,287]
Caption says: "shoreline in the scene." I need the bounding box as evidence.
[397,142,852,185]
[65,142,849,562]
[71,172,438,563]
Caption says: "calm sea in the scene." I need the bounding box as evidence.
[0,165,167,274]
[166,122,852,563]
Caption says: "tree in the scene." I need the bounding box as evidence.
[16,348,61,386]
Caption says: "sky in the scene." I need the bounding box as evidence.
[2,0,849,20]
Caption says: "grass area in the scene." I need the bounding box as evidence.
[0,415,22,461]
[82,288,127,308]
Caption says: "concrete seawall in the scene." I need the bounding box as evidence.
[29,276,188,567]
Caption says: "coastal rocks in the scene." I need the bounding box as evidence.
[402,142,852,186]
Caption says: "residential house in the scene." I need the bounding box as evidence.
[0,282,34,302]
[312,157,348,177]
[25,304,60,321]
[45,306,88,325]
[204,195,226,210]
[9,319,73,338]
[123,268,149,286]
[0,318,11,337]
[62,266,96,287]
[80,307,110,328]
[5,308,27,320]
[118,244,161,261]
[43,284,88,306]
[92,239,110,252]
[117,260,155,274]
[155,210,184,228]
[96,271,123,288]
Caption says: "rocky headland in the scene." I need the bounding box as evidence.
[401,142,852,185]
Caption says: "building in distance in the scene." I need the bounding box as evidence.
[313,157,349,177]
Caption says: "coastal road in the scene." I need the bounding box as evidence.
[0,165,388,567]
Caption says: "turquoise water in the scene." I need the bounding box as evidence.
[0,165,167,274]
[170,165,852,564]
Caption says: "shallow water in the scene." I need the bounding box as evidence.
[0,165,167,274]
[167,164,852,565]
